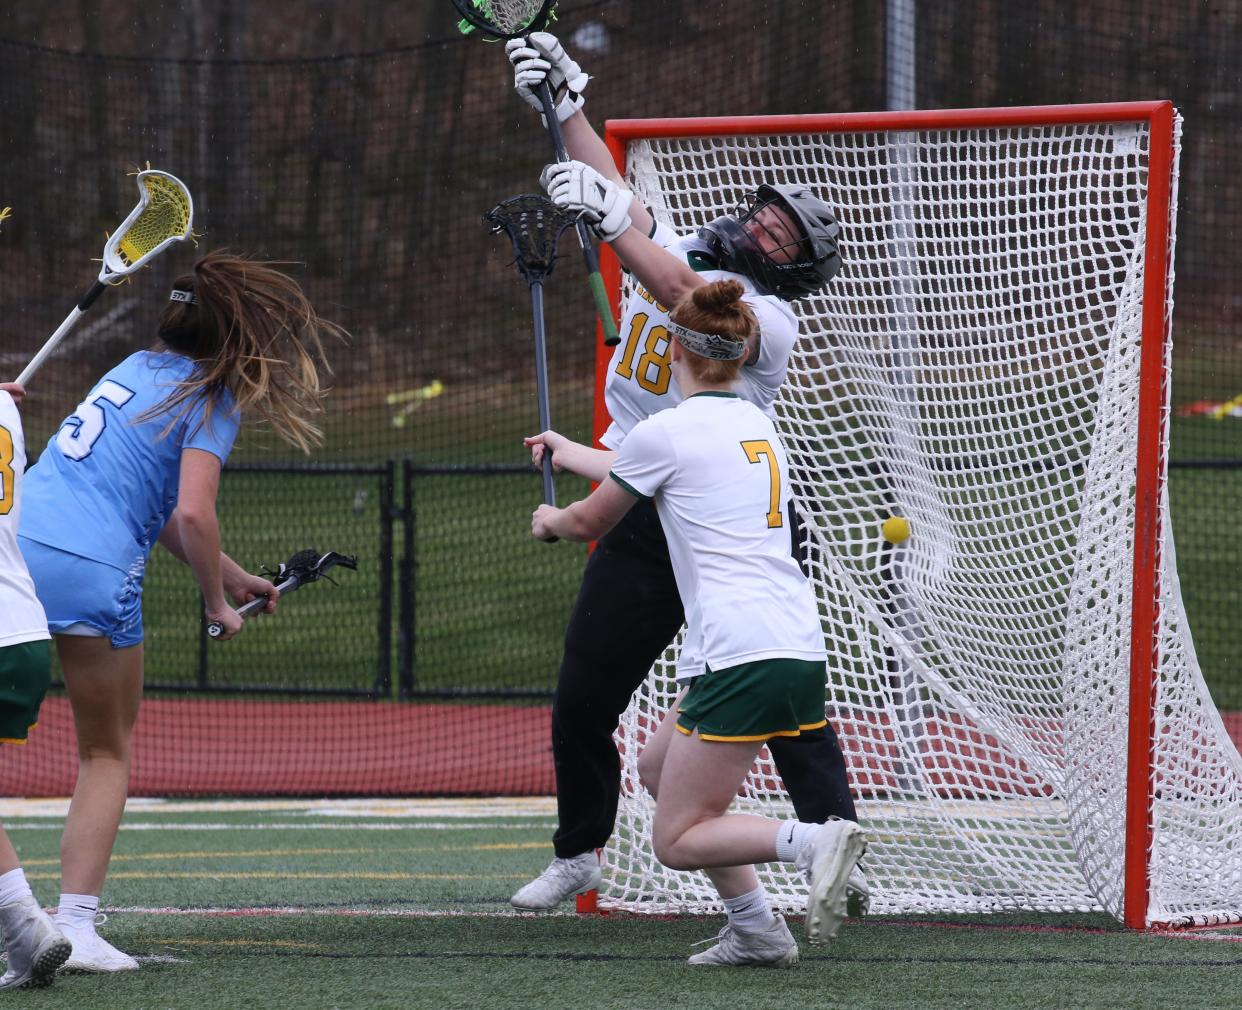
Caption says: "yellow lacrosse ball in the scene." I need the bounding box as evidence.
[881,516,910,544]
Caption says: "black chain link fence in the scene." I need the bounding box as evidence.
[0,0,1237,793]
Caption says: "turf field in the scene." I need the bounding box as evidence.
[1,798,1238,1010]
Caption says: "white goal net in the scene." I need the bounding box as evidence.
[600,105,1242,928]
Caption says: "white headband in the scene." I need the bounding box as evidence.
[668,321,747,361]
[169,289,197,305]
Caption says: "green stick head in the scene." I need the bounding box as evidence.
[452,0,556,40]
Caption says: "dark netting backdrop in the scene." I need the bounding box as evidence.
[0,0,1237,795]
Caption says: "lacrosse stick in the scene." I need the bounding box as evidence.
[15,170,194,386]
[206,548,358,639]
[485,194,577,527]
[452,0,620,347]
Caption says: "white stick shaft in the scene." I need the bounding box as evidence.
[14,305,85,386]
[205,574,300,639]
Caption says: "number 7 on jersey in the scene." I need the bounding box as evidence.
[741,439,783,529]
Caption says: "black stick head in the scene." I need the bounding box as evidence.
[484,193,578,285]
[269,549,359,586]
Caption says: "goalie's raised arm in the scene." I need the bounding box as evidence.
[540,162,633,242]
[540,160,703,309]
[504,32,654,223]
[506,32,589,128]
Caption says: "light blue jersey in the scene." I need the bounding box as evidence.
[19,350,239,576]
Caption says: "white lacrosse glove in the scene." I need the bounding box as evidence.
[505,32,589,127]
[540,161,633,242]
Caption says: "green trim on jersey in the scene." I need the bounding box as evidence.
[686,250,719,273]
[609,472,649,500]
[686,391,739,399]
[676,658,827,742]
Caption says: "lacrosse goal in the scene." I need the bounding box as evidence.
[595,102,1242,929]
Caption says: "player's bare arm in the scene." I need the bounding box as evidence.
[164,448,238,636]
[541,161,698,307]
[531,478,635,543]
[524,430,617,483]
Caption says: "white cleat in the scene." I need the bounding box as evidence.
[54,917,139,973]
[510,852,601,911]
[846,864,871,918]
[796,818,868,945]
[687,914,799,968]
[0,897,72,990]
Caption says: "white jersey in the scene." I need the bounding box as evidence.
[609,392,826,680]
[0,392,50,647]
[599,222,800,450]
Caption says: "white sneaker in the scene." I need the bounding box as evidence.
[54,916,139,973]
[0,897,72,990]
[796,818,868,945]
[797,828,870,918]
[846,864,871,918]
[510,852,601,910]
[687,914,799,968]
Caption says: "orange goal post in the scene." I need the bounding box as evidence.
[593,102,1242,929]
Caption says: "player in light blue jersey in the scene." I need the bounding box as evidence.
[528,281,866,967]
[21,350,241,585]
[17,250,341,974]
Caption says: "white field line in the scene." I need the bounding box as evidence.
[87,906,1242,941]
[111,905,579,919]
[0,797,559,818]
[5,822,556,831]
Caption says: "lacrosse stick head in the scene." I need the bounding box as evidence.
[100,170,194,283]
[270,548,359,588]
[451,0,557,39]
[484,194,577,286]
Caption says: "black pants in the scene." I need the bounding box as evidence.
[550,497,857,859]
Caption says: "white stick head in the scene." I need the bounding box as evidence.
[100,169,194,282]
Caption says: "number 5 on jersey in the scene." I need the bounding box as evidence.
[741,439,783,529]
[57,380,136,461]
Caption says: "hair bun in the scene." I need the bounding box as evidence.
[691,278,746,315]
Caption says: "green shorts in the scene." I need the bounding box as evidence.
[0,640,51,744]
[676,658,827,742]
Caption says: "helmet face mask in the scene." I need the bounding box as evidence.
[697,183,843,301]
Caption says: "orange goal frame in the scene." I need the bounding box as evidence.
[594,102,1177,930]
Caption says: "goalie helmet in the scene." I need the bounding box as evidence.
[697,183,842,301]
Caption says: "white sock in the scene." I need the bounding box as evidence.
[723,885,776,932]
[774,820,822,863]
[56,892,99,928]
[0,868,33,906]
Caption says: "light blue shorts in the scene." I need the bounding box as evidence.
[17,538,145,649]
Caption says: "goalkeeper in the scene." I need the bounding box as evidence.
[505,32,865,915]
